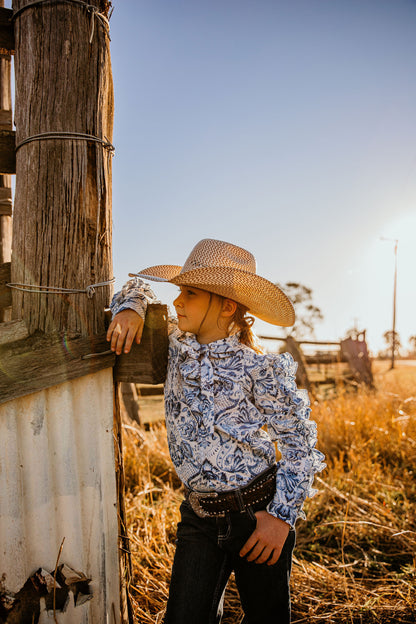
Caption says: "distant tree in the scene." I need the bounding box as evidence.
[377,348,389,360]
[408,335,416,356]
[278,282,323,339]
[382,330,402,357]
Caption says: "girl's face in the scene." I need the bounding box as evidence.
[173,286,236,343]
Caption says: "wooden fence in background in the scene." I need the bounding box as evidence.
[118,330,374,427]
[258,332,374,394]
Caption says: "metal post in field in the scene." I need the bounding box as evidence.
[391,239,398,370]
[381,237,398,370]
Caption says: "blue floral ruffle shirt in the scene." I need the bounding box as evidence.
[111,278,326,528]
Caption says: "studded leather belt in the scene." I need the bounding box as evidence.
[185,464,277,519]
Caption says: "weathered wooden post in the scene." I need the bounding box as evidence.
[11,0,113,336]
[285,335,312,392]
[0,1,125,622]
[0,2,169,619]
[340,334,374,388]
[0,0,12,323]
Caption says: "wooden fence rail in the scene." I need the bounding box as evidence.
[258,333,374,392]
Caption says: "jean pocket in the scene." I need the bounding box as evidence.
[217,516,232,541]
[245,505,258,527]
[218,509,257,553]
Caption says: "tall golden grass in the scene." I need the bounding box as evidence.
[122,364,416,623]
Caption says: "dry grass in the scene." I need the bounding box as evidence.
[122,363,416,623]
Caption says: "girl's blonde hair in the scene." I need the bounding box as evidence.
[226,301,263,354]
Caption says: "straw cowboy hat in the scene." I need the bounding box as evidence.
[129,238,295,327]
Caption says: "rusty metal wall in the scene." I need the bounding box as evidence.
[0,368,120,623]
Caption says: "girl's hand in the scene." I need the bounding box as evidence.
[106,309,144,355]
[239,511,290,566]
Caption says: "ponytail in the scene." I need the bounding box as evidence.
[227,303,263,354]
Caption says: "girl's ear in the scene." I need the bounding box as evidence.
[221,298,238,317]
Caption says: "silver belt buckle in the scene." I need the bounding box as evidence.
[188,491,221,518]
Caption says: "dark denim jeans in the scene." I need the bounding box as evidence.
[164,499,296,624]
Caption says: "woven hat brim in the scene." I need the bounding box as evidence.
[133,264,292,327]
[129,265,183,282]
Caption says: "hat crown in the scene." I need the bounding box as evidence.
[134,238,295,327]
[181,239,257,274]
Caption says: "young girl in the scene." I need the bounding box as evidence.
[107,238,325,624]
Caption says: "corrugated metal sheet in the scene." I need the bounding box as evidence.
[0,368,120,623]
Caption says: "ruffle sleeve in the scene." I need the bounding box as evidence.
[252,352,326,527]
[110,276,178,333]
[110,277,159,319]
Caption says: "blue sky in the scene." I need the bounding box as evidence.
[109,1,416,353]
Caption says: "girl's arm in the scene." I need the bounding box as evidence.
[239,353,325,565]
[252,352,326,528]
[107,277,160,354]
[110,276,160,318]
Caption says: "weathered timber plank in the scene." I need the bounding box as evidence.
[0,186,11,200]
[0,331,116,404]
[0,108,11,129]
[0,305,168,403]
[0,8,13,55]
[0,129,15,173]
[0,204,11,215]
[305,354,345,365]
[0,186,12,215]
[0,319,28,344]
[0,184,12,215]
[258,335,341,347]
[0,260,11,307]
[298,339,340,346]
[114,304,168,385]
[120,382,141,425]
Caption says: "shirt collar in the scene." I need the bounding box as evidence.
[171,329,242,359]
